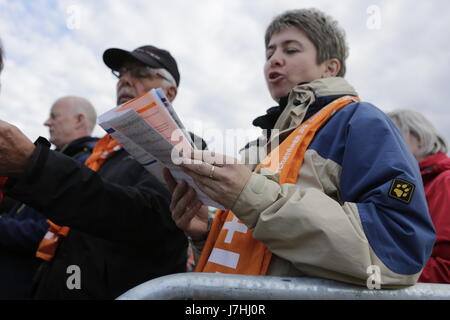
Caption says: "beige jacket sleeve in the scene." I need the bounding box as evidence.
[231,165,421,288]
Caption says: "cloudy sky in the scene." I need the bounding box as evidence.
[0,0,449,155]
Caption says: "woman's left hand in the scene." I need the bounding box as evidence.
[179,151,252,209]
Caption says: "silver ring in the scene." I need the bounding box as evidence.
[209,165,216,179]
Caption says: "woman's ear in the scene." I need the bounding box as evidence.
[322,58,341,78]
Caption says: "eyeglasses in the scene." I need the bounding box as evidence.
[112,65,171,83]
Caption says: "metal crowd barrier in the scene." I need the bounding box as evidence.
[116,272,450,300]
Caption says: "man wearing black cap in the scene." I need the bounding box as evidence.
[104,45,180,105]
[0,45,188,299]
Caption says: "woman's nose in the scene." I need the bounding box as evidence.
[268,50,284,67]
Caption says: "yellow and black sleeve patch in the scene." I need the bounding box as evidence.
[388,178,415,204]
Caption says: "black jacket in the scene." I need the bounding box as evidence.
[5,136,187,299]
[0,136,98,300]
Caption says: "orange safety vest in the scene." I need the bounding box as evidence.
[195,96,360,275]
[36,134,121,261]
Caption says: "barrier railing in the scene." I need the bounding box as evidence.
[116,272,450,300]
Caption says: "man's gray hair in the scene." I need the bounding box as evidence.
[265,8,349,77]
[157,67,177,88]
[54,96,97,134]
[69,96,97,134]
[388,109,448,158]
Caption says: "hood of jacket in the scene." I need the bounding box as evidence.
[420,152,450,178]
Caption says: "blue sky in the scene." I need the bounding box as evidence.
[0,0,449,155]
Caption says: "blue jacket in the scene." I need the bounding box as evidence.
[231,78,435,286]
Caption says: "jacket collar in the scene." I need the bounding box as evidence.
[57,136,98,156]
[252,77,358,141]
[275,77,358,131]
[420,152,450,176]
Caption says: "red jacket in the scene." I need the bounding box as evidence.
[418,153,450,283]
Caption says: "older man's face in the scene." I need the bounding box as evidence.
[115,60,168,105]
[44,100,79,148]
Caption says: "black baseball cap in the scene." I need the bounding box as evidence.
[103,45,180,86]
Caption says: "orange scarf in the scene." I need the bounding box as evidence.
[36,134,121,261]
[195,96,359,274]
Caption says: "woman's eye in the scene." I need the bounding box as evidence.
[286,48,299,54]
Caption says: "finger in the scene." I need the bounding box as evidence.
[177,200,201,229]
[170,180,188,211]
[192,199,204,213]
[179,161,211,176]
[184,168,210,184]
[187,199,205,219]
[203,151,228,166]
[189,150,232,167]
[163,168,177,193]
[190,149,206,162]
[185,162,219,179]
[182,163,224,182]
[178,156,203,165]
[172,185,196,216]
[186,169,222,200]
[172,187,198,223]
[180,149,205,163]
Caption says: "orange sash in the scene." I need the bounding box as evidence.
[36,134,121,261]
[85,134,122,171]
[35,221,71,261]
[195,96,360,274]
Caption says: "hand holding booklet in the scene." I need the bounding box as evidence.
[98,88,223,209]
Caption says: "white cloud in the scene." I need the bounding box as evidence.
[0,0,449,153]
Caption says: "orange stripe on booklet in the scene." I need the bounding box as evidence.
[195,96,360,275]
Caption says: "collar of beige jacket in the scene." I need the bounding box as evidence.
[271,77,358,144]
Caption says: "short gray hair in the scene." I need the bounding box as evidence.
[388,109,448,158]
[69,97,97,134]
[157,68,177,88]
[265,8,349,77]
[54,96,97,134]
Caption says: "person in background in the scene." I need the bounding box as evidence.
[165,8,435,288]
[44,96,98,159]
[0,45,188,299]
[0,96,98,299]
[388,109,450,283]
